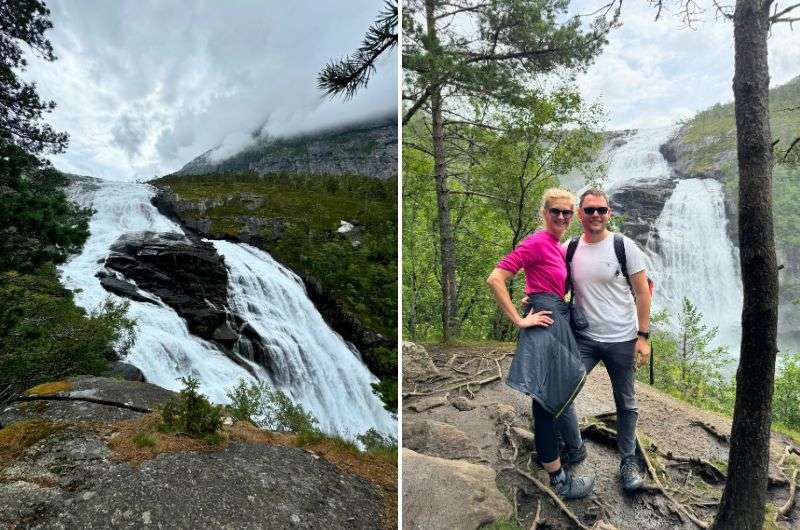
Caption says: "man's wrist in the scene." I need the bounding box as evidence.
[637,330,650,339]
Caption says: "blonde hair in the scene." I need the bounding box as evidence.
[539,187,576,217]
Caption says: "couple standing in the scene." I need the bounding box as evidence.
[486,187,652,500]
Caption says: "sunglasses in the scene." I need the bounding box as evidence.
[548,208,573,218]
[582,206,609,215]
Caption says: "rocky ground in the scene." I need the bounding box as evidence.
[402,342,800,530]
[0,377,395,529]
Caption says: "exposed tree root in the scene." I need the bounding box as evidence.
[14,395,152,414]
[529,499,542,530]
[688,420,729,444]
[636,432,710,529]
[515,468,590,530]
[663,453,726,484]
[778,468,798,517]
[580,422,619,448]
[402,356,504,398]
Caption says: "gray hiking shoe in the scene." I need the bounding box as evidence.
[560,443,587,467]
[552,470,595,500]
[620,456,644,492]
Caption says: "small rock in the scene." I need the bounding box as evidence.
[408,396,447,412]
[142,511,151,525]
[510,426,535,446]
[487,403,516,424]
[82,491,97,501]
[222,416,234,426]
[402,342,440,384]
[290,514,301,525]
[451,397,475,411]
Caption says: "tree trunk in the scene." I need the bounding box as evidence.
[426,0,459,341]
[713,1,779,528]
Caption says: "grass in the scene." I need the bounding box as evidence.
[0,420,64,467]
[24,380,73,396]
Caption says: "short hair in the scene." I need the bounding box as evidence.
[579,188,609,206]
[540,188,576,216]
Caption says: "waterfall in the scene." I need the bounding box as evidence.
[59,178,394,438]
[647,179,742,358]
[600,128,743,359]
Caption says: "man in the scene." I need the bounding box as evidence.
[558,188,652,493]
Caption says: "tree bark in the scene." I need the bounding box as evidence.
[713,1,779,528]
[426,0,459,341]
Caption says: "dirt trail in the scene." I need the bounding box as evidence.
[402,343,800,529]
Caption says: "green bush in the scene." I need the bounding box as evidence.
[0,267,134,406]
[774,352,800,431]
[263,389,319,434]
[159,377,223,442]
[225,379,268,425]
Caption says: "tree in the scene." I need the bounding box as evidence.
[402,0,616,340]
[673,298,730,400]
[318,0,398,100]
[0,0,68,154]
[638,0,799,525]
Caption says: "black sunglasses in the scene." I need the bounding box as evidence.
[582,206,609,215]
[548,208,573,218]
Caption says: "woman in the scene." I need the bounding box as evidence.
[486,188,593,500]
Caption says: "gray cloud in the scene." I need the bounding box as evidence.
[24,0,397,181]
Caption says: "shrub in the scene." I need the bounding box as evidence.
[774,352,800,431]
[262,389,319,435]
[225,379,268,425]
[159,377,223,442]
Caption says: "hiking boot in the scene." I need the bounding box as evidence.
[560,442,587,467]
[552,470,595,500]
[620,456,644,492]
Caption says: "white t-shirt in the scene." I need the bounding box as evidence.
[565,233,646,342]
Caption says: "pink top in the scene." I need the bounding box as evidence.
[496,230,567,298]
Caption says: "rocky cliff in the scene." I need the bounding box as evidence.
[176,116,397,180]
[0,376,396,529]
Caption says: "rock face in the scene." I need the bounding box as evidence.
[402,449,511,530]
[103,232,230,341]
[150,190,394,370]
[0,377,388,529]
[609,179,676,251]
[403,420,484,462]
[177,117,397,180]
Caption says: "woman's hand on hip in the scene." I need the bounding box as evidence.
[517,310,553,328]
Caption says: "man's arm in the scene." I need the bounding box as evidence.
[630,269,651,367]
[486,268,553,328]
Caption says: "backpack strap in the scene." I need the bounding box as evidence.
[613,233,633,292]
[565,236,580,295]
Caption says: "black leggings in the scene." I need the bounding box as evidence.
[532,399,559,464]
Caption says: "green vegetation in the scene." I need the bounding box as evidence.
[159,377,224,444]
[639,299,800,439]
[0,267,134,406]
[403,92,603,342]
[152,171,398,410]
[0,420,64,467]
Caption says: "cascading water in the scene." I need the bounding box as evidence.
[600,128,743,359]
[59,178,393,437]
[646,179,742,358]
[603,127,675,194]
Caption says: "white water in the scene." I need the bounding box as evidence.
[603,127,675,194]
[600,128,743,359]
[647,179,742,356]
[59,179,393,438]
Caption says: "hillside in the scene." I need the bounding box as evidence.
[150,124,399,409]
[176,116,397,180]
[402,343,800,529]
[659,74,800,346]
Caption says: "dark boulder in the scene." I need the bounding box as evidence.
[102,232,229,341]
[610,179,677,251]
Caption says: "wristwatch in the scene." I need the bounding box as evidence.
[637,330,650,339]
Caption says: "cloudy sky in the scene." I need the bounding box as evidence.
[24,1,397,181]
[572,0,800,130]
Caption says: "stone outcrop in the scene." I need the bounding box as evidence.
[102,232,230,341]
[609,179,676,251]
[0,377,388,529]
[403,420,484,462]
[150,191,393,373]
[402,449,511,530]
[176,117,397,180]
